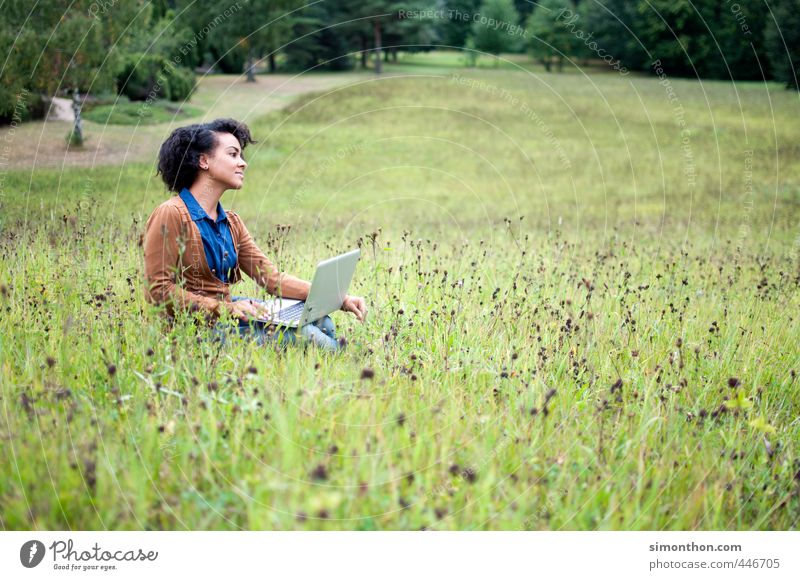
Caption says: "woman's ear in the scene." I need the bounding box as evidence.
[198,153,209,171]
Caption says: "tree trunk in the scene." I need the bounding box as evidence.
[268,52,277,73]
[557,56,564,73]
[70,88,84,147]
[373,18,382,75]
[361,36,368,69]
[246,49,256,82]
[392,48,399,63]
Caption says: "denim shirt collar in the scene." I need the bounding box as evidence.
[179,188,227,224]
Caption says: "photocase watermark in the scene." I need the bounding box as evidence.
[18,539,158,572]
[88,0,118,19]
[556,8,629,75]
[19,540,46,568]
[651,60,696,193]
[449,73,571,169]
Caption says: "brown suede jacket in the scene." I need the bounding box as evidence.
[142,196,307,320]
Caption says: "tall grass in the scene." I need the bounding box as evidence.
[1,67,799,530]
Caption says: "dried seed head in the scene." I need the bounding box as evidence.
[462,467,477,483]
[310,464,328,481]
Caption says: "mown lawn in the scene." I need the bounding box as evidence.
[1,63,799,530]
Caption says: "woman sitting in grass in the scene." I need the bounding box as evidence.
[142,118,366,351]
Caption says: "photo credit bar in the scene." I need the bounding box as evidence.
[1,532,798,578]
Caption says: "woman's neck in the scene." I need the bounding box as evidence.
[189,179,224,219]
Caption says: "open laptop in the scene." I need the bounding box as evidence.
[255,249,360,327]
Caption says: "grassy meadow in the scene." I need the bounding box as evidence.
[1,57,799,530]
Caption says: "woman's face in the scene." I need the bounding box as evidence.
[202,131,247,190]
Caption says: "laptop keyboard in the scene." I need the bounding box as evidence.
[276,301,305,322]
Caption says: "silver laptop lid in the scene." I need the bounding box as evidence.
[299,248,361,326]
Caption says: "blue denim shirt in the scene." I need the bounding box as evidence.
[178,188,237,283]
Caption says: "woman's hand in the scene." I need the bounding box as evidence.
[226,299,270,321]
[341,295,367,322]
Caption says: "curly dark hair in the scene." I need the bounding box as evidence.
[156,118,256,192]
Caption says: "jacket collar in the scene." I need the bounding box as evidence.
[179,188,227,224]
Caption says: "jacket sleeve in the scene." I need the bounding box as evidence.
[230,212,310,300]
[143,203,227,318]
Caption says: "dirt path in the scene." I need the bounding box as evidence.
[0,73,364,170]
[46,97,74,122]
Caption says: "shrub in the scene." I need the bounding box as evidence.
[165,66,196,102]
[116,53,196,102]
[0,92,49,125]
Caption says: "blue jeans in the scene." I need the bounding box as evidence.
[213,296,341,352]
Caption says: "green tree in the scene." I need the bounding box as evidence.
[283,2,358,71]
[0,0,141,128]
[513,0,535,24]
[174,0,302,76]
[582,0,771,80]
[318,0,406,74]
[114,3,199,101]
[526,0,576,72]
[580,0,653,72]
[765,0,800,90]
[126,7,198,69]
[435,0,481,49]
[349,0,405,75]
[470,0,523,65]
[383,1,439,62]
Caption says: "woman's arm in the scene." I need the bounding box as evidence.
[143,203,228,318]
[230,212,311,300]
[230,212,368,321]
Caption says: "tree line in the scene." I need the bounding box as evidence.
[1,0,797,122]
